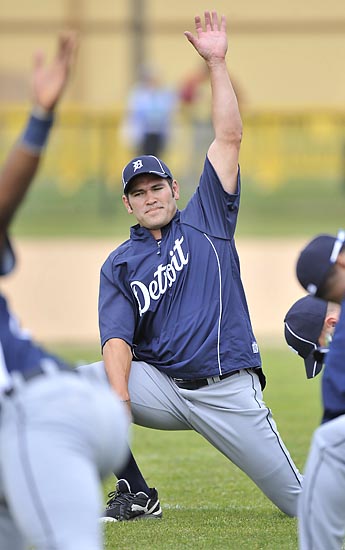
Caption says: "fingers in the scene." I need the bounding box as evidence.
[58,30,78,51]
[33,31,78,72]
[204,11,212,32]
[220,14,226,33]
[30,30,78,112]
[211,11,219,31]
[183,31,196,47]
[192,11,226,33]
[57,30,78,68]
[184,10,227,56]
[194,15,203,37]
[33,50,45,71]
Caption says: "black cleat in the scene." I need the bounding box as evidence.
[101,479,162,522]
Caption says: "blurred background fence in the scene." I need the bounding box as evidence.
[2,1,345,239]
[1,105,345,238]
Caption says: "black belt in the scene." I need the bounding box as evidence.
[173,370,240,390]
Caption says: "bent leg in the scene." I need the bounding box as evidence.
[79,360,191,430]
[178,369,303,516]
[118,363,302,516]
[128,361,193,430]
[78,360,187,495]
[79,361,302,515]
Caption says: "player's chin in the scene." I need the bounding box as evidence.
[144,211,167,228]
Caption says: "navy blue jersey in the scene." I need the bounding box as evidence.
[322,298,345,423]
[99,156,261,379]
[0,237,69,391]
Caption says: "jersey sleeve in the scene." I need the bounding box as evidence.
[98,255,137,349]
[180,156,241,240]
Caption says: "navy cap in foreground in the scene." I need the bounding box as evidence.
[122,155,173,194]
[284,295,328,378]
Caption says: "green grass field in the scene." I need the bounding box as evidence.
[51,343,321,550]
[10,173,345,240]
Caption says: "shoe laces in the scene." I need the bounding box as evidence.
[106,488,135,506]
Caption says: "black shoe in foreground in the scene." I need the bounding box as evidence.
[101,479,162,522]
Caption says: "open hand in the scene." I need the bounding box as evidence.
[32,31,78,112]
[184,11,227,64]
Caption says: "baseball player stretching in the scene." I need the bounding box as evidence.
[284,294,340,380]
[0,34,130,549]
[81,11,304,522]
[296,231,345,550]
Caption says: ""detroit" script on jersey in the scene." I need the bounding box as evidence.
[130,236,189,316]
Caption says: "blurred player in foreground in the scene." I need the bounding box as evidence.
[296,230,345,549]
[0,33,129,550]
[81,10,303,521]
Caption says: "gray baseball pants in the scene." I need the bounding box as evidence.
[298,415,345,550]
[0,365,130,550]
[81,361,303,517]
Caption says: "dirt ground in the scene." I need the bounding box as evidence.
[1,237,308,346]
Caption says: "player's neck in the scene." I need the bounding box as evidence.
[149,228,162,240]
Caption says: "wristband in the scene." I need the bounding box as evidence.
[31,105,54,120]
[19,110,55,153]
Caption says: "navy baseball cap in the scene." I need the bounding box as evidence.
[284,295,328,378]
[296,230,345,297]
[122,155,173,194]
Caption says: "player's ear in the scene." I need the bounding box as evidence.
[335,252,345,269]
[172,180,180,200]
[324,314,337,329]
[122,195,133,213]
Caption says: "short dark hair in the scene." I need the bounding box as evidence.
[317,264,337,299]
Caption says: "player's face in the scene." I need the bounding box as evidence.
[123,175,180,237]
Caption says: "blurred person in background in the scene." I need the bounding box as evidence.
[0,32,130,550]
[122,63,178,158]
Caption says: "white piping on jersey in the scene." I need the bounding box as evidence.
[203,234,222,375]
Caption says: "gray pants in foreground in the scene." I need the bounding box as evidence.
[81,360,303,517]
[0,367,130,550]
[299,415,345,550]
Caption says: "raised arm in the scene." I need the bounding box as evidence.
[0,31,77,241]
[184,11,242,194]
